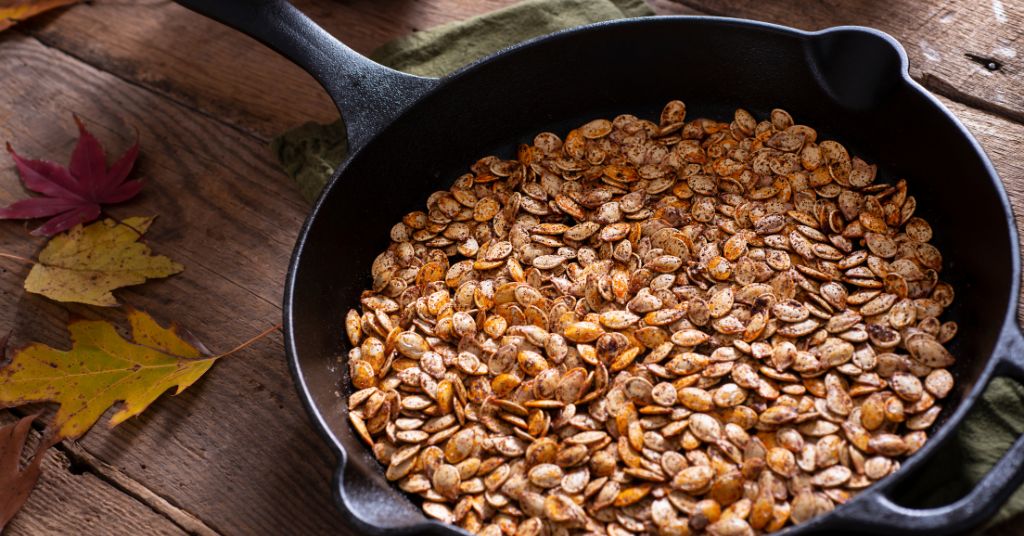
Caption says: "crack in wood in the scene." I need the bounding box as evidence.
[23,0,1024,134]
[54,439,223,536]
[3,2,1020,534]
[5,406,222,535]
[18,29,272,146]
[921,72,1024,124]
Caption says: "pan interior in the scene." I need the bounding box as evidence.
[287,19,1015,530]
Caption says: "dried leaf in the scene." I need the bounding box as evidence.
[0,115,142,235]
[0,414,44,531]
[0,309,215,440]
[0,0,77,32]
[24,216,183,306]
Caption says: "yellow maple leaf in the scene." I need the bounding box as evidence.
[0,0,77,32]
[0,309,215,440]
[24,216,183,306]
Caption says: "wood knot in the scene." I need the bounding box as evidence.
[965,52,1003,71]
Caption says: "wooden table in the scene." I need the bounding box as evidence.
[0,1,1021,534]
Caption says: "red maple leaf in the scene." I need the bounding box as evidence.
[0,115,142,236]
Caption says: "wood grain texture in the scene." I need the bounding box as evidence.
[668,0,1024,123]
[0,32,346,534]
[0,415,185,536]
[0,0,1021,534]
[55,438,219,535]
[22,0,525,140]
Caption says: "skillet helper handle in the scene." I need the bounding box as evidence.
[174,0,437,153]
[826,324,1024,534]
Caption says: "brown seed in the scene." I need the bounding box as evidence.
[556,367,588,403]
[713,383,747,408]
[924,369,954,399]
[345,309,363,346]
[812,465,851,487]
[709,471,746,507]
[445,429,476,464]
[599,310,640,330]
[708,288,736,318]
[861,396,886,430]
[766,448,797,477]
[422,502,454,524]
[527,463,564,488]
[672,465,715,494]
[906,334,955,367]
[614,485,652,507]
[773,300,809,322]
[433,464,461,500]
[518,350,550,376]
[891,372,924,401]
[679,387,715,412]
[689,413,723,442]
[672,329,711,347]
[790,492,819,524]
[708,256,733,280]
[564,321,603,343]
[346,102,958,533]
[868,434,908,456]
[544,494,580,522]
[906,406,942,430]
[395,331,429,358]
[350,360,376,389]
[652,382,678,406]
[760,406,799,426]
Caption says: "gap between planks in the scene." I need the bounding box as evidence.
[18,29,272,146]
[20,0,1024,149]
[919,73,1024,125]
[56,440,222,536]
[4,2,1021,534]
[6,407,221,536]
[661,0,1024,126]
[2,32,240,536]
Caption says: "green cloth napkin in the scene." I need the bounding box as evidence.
[270,0,1024,531]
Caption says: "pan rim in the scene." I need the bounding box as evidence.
[283,15,1019,535]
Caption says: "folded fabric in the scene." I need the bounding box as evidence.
[269,0,1024,531]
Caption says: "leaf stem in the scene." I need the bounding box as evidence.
[206,322,283,360]
[0,251,35,265]
[101,212,145,239]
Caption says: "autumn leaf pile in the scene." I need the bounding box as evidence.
[0,116,268,530]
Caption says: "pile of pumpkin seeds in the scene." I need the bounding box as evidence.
[343,101,957,536]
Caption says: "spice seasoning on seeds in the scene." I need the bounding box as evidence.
[343,101,957,535]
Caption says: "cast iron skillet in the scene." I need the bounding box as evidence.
[177,1,1024,534]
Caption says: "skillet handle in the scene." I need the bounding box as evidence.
[174,0,438,153]
[823,324,1024,534]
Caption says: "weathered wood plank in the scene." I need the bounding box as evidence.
[946,97,1024,201]
[21,0,698,142]
[0,32,347,534]
[1,414,187,536]
[25,0,1022,144]
[939,98,1024,326]
[666,0,1024,123]
[22,0,524,140]
[1,1,1022,534]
